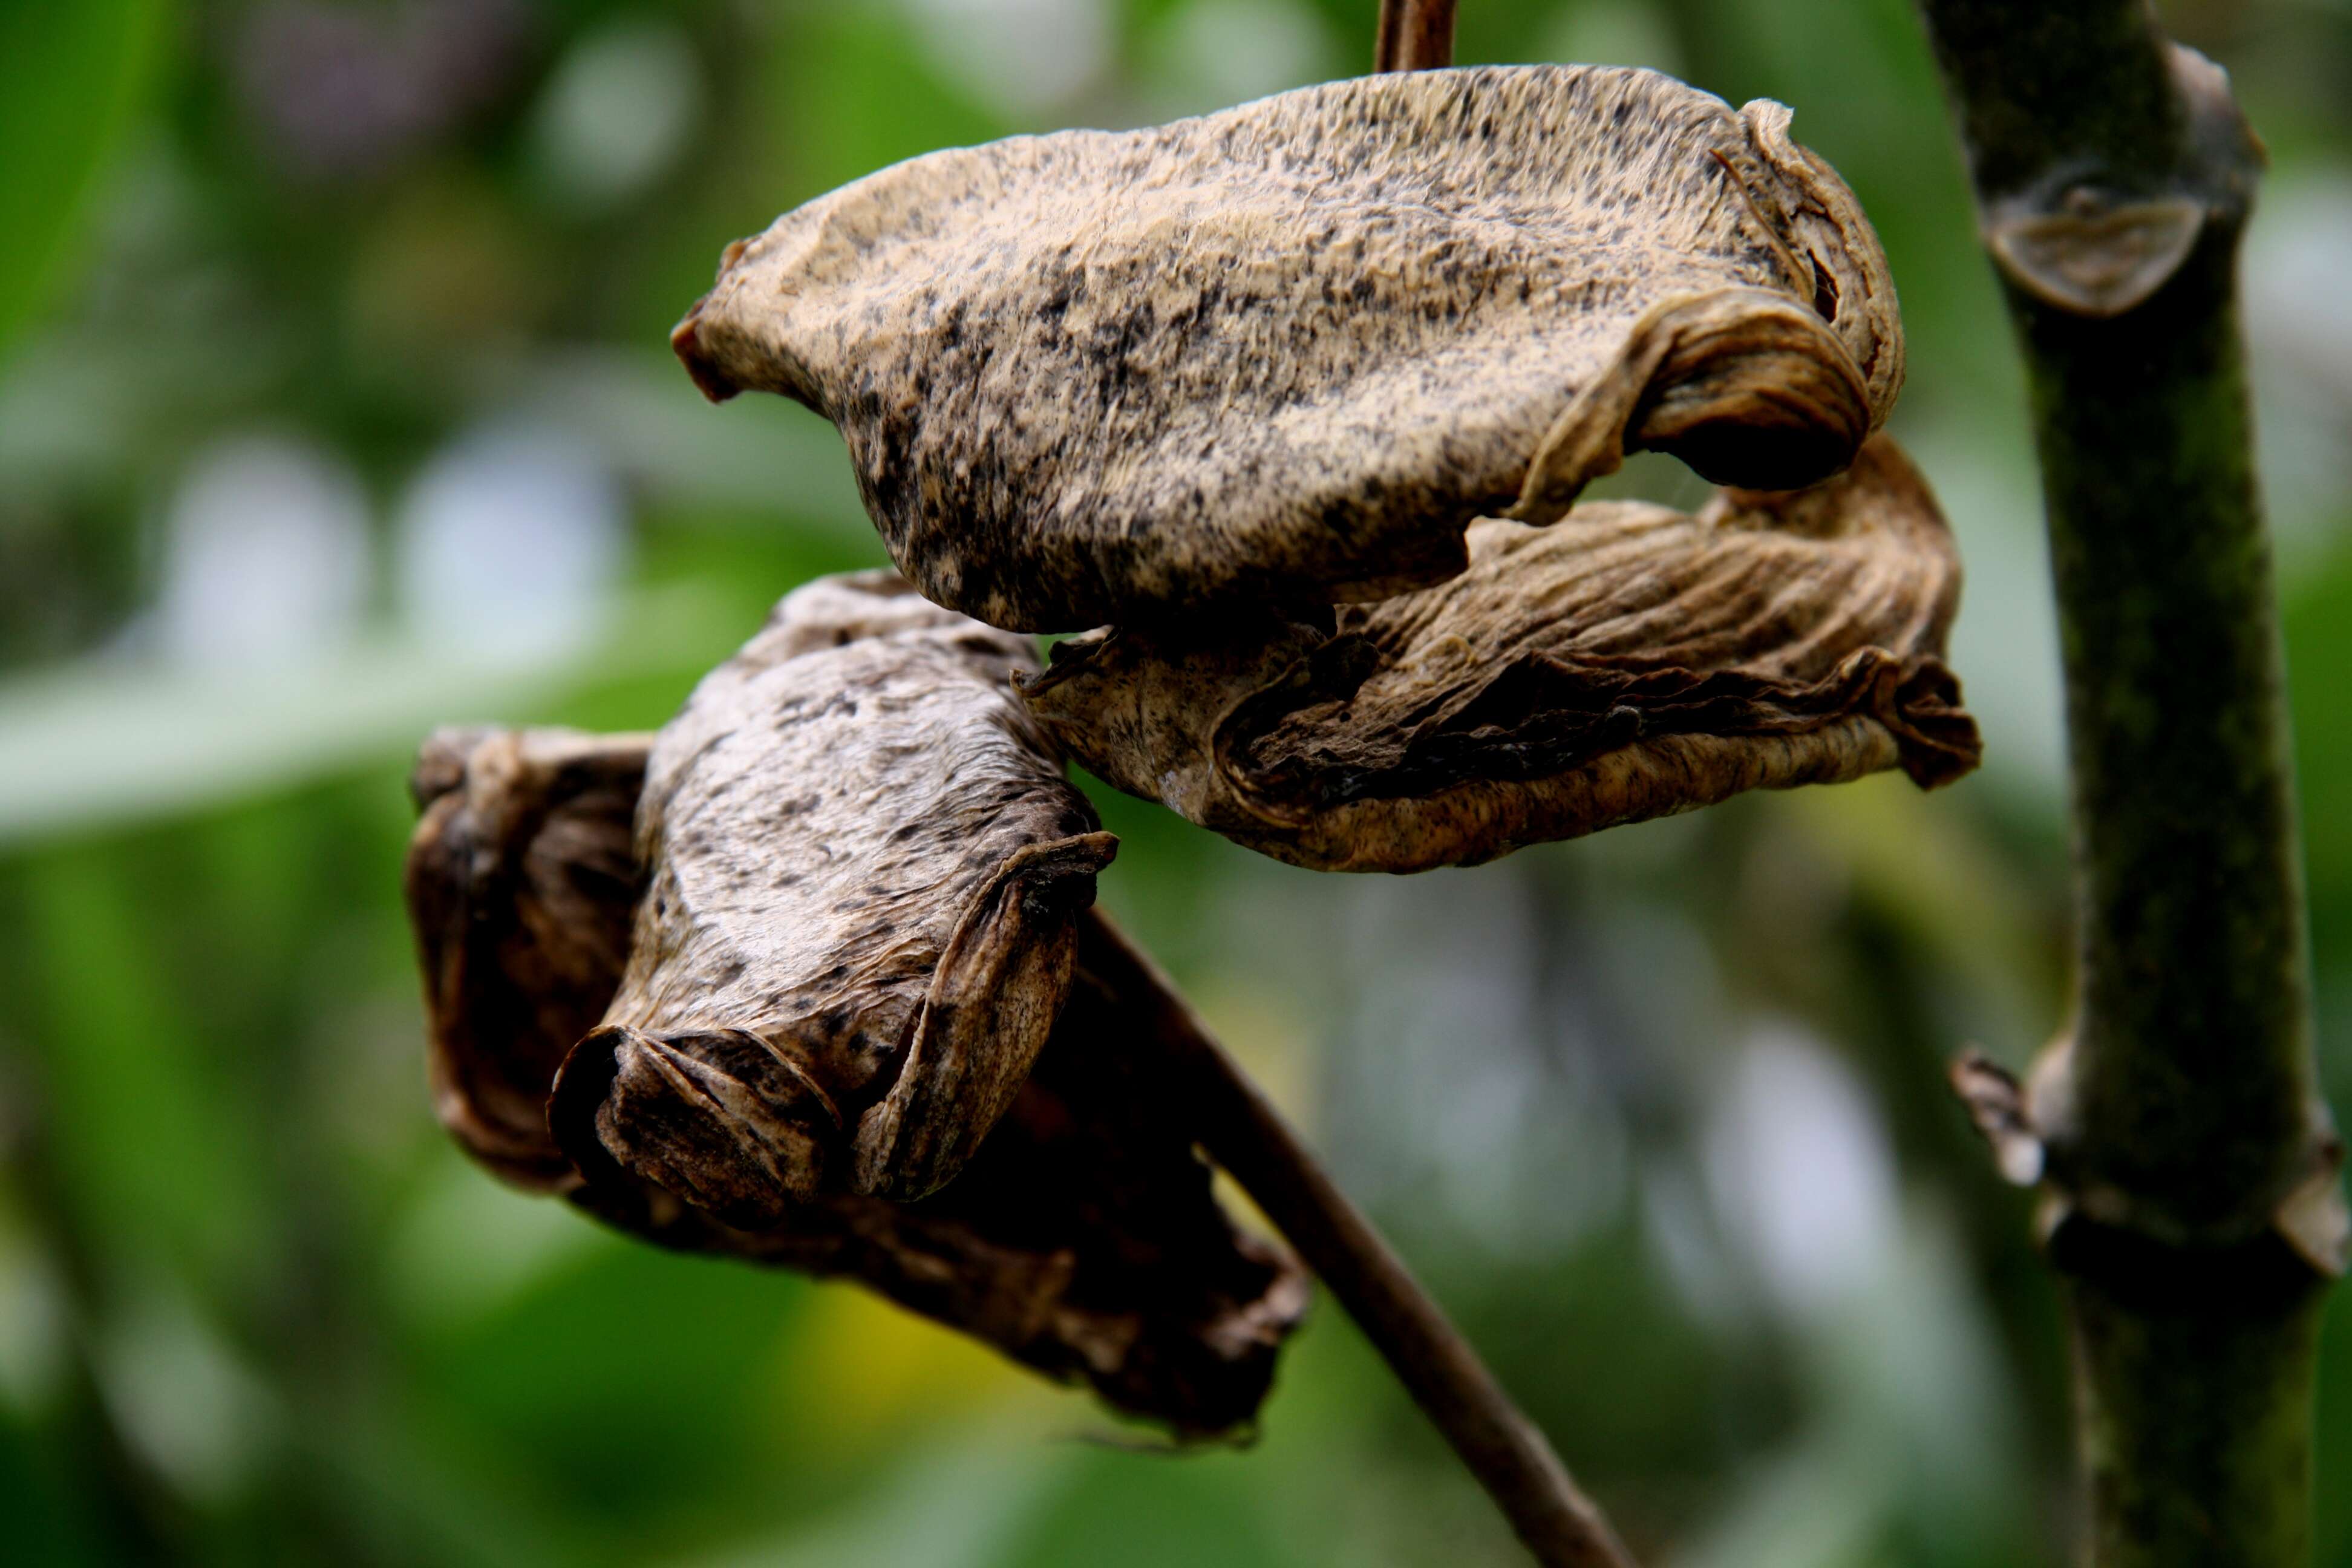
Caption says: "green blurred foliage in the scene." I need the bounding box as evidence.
[0,0,165,356]
[0,1,2347,1564]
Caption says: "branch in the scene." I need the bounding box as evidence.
[1083,916,1638,1568]
[1375,0,1457,72]
[1913,2,2346,1561]
[1137,10,1625,1558]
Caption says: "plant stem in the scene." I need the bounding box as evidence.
[1082,915,1637,1568]
[1912,3,2345,1561]
[1375,0,1457,72]
[1305,8,1634,1560]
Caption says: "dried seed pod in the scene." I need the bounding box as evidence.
[1021,436,1982,873]
[554,571,1116,1222]
[672,64,1903,631]
[403,717,1307,1436]
[407,725,650,1188]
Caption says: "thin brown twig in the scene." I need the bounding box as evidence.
[1375,0,1458,72]
[1195,8,1626,1560]
[1083,915,1637,1568]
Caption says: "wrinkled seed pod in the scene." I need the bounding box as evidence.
[406,725,650,1187]
[1021,436,1981,873]
[552,572,1116,1223]
[673,64,1903,631]
[403,719,1307,1436]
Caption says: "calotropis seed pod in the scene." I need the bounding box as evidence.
[404,718,1307,1436]
[554,572,1116,1223]
[671,64,1903,631]
[1020,436,1982,874]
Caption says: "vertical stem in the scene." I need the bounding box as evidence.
[1082,915,1638,1568]
[1911,2,2343,1562]
[2060,1223,2325,1565]
[1375,0,1457,72]
[1298,8,1627,1559]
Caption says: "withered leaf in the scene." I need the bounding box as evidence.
[407,725,650,1188]
[673,64,1903,631]
[554,571,1116,1221]
[1021,436,1981,873]
[405,716,1307,1436]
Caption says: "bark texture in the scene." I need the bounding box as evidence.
[1912,4,2347,1561]
[405,716,1307,1437]
[1025,434,1978,873]
[672,64,1903,631]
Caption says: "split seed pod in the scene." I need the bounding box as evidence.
[405,714,1307,1434]
[1021,436,1981,874]
[672,64,1903,630]
[552,572,1116,1221]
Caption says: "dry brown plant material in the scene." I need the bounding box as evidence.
[550,572,1116,1221]
[405,714,1307,1436]
[407,725,648,1188]
[1022,436,1981,873]
[671,64,1903,631]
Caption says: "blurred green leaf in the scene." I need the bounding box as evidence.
[669,1421,1070,1568]
[0,582,730,847]
[0,0,163,358]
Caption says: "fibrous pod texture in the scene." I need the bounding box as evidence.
[1021,436,1981,874]
[404,704,1307,1435]
[673,64,1903,630]
[407,725,650,1188]
[552,571,1116,1222]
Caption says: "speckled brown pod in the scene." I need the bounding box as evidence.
[1021,436,1981,873]
[551,571,1116,1223]
[403,716,1307,1436]
[672,64,1904,632]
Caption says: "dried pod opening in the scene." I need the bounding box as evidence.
[1625,299,1870,491]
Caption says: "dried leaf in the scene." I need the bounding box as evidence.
[407,725,650,1188]
[404,711,1307,1436]
[1947,1048,2045,1186]
[672,64,1903,630]
[552,571,1115,1220]
[1022,436,1981,873]
[2273,1139,2350,1280]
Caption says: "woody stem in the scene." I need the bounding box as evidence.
[1083,915,1637,1568]
[1911,2,2342,1562]
[1374,0,1457,73]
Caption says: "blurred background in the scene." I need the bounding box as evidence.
[0,1,2347,1563]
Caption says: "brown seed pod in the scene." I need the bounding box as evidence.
[407,725,650,1189]
[403,710,1307,1436]
[671,64,1903,631]
[1021,436,1981,874]
[552,571,1116,1222]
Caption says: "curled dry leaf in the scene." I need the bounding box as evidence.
[552,571,1116,1220]
[407,725,650,1188]
[1022,436,1982,874]
[673,64,1903,630]
[404,713,1307,1435]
